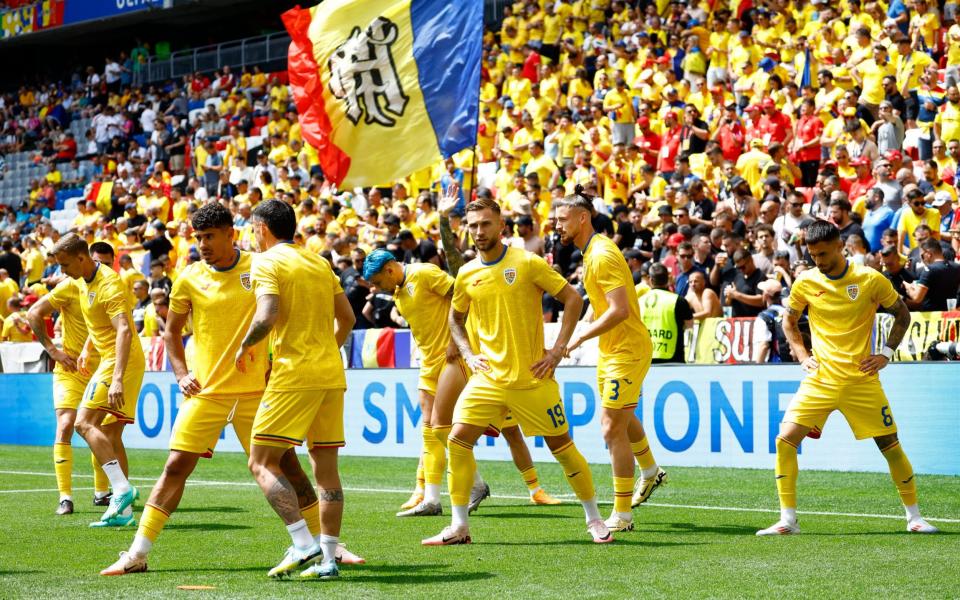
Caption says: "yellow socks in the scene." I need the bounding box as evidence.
[422,425,446,487]
[301,500,322,537]
[613,476,634,515]
[92,453,110,498]
[53,442,72,500]
[631,436,658,478]
[551,441,595,501]
[775,436,799,515]
[519,466,541,493]
[130,503,170,556]
[881,440,918,507]
[415,461,425,493]
[446,436,476,507]
[433,424,451,446]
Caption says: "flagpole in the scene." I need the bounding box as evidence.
[468,68,481,205]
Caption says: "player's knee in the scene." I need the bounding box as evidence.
[544,433,572,452]
[502,426,522,443]
[874,432,899,451]
[775,436,798,454]
[163,452,197,480]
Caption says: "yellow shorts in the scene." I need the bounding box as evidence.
[597,361,650,410]
[418,357,468,396]
[80,367,144,425]
[784,377,897,440]
[454,376,568,437]
[53,371,90,411]
[252,388,345,449]
[170,395,259,457]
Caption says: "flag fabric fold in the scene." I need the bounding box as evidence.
[283,0,482,188]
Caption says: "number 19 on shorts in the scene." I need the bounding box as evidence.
[547,402,566,428]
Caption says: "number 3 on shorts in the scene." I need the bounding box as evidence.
[881,405,893,427]
[547,402,566,428]
[608,379,620,403]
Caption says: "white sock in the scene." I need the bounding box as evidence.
[424,483,441,504]
[60,494,72,502]
[781,508,797,523]
[905,504,921,521]
[581,497,602,522]
[451,505,469,528]
[617,511,632,521]
[94,491,110,500]
[286,519,314,549]
[641,465,659,479]
[473,470,483,486]
[129,533,153,557]
[318,533,338,566]
[101,460,131,495]
[529,486,542,497]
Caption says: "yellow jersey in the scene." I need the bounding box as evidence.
[582,234,652,374]
[251,243,345,391]
[786,261,900,384]
[452,246,567,389]
[46,279,100,376]
[393,263,454,367]
[75,264,145,382]
[169,251,267,399]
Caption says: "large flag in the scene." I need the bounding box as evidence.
[283,0,482,188]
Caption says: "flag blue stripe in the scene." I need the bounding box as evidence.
[409,0,482,158]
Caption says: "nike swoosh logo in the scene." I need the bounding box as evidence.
[55,459,68,464]
[623,379,633,385]
[123,564,140,573]
[567,471,580,478]
[775,475,786,479]
[441,536,461,543]
[813,291,826,297]
[902,475,914,484]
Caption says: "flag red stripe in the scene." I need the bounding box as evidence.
[282,5,352,187]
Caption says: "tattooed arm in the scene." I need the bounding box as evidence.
[859,297,910,375]
[783,305,818,373]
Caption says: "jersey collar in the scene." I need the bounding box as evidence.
[84,262,100,284]
[211,249,241,272]
[823,259,849,281]
[481,244,508,266]
[579,232,597,254]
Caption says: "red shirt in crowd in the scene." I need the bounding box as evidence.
[794,115,823,162]
[758,110,792,144]
[633,126,661,166]
[658,125,682,173]
[715,120,745,161]
[56,136,77,161]
[522,52,541,83]
[848,175,877,203]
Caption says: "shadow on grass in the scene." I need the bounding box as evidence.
[476,511,573,520]
[0,570,42,575]
[176,506,246,514]
[154,566,269,574]
[801,530,958,537]
[475,539,705,548]
[647,522,759,536]
[303,571,496,585]
[164,523,252,532]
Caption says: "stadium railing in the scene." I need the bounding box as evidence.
[134,32,291,86]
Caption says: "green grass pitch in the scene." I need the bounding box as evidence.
[1,444,958,599]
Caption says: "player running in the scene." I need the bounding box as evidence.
[26,277,109,515]
[239,200,356,580]
[48,233,145,527]
[422,197,611,546]
[757,220,939,536]
[554,187,667,532]
[365,186,561,518]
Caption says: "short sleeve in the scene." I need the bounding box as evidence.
[100,277,129,319]
[251,254,280,297]
[593,247,630,295]
[45,279,73,311]
[529,253,568,297]
[329,263,344,296]
[451,271,471,313]
[427,266,454,297]
[873,271,903,308]
[786,275,809,312]
[168,271,191,315]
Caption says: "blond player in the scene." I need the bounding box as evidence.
[27,278,109,515]
[757,220,939,536]
[238,200,356,580]
[423,197,611,546]
[555,187,667,532]
[49,233,145,527]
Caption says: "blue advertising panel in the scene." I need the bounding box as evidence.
[63,0,163,25]
[1,365,958,475]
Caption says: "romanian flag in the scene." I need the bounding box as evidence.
[283,0,482,188]
[86,181,113,216]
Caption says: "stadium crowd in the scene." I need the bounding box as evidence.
[1,0,960,361]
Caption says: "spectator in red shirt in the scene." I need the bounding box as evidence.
[55,132,77,163]
[743,104,763,147]
[658,111,683,177]
[712,103,745,162]
[521,44,541,83]
[634,116,661,166]
[792,98,823,187]
[848,156,876,204]
[758,97,793,147]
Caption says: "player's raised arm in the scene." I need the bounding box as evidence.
[26,296,77,372]
[438,182,465,277]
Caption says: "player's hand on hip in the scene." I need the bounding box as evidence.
[801,356,819,373]
[49,348,77,372]
[530,348,562,379]
[235,346,254,373]
[858,354,889,375]
[178,372,201,396]
[466,353,490,373]
[108,380,124,409]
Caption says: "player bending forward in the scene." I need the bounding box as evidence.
[239,200,357,580]
[423,197,612,546]
[49,234,145,527]
[757,220,939,536]
[555,187,668,533]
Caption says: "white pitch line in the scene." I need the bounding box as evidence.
[2,469,957,524]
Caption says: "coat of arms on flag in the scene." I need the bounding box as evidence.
[846,284,859,300]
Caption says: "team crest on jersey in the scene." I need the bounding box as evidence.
[240,272,252,291]
[406,283,415,297]
[87,291,96,306]
[503,267,517,285]
[846,284,859,300]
